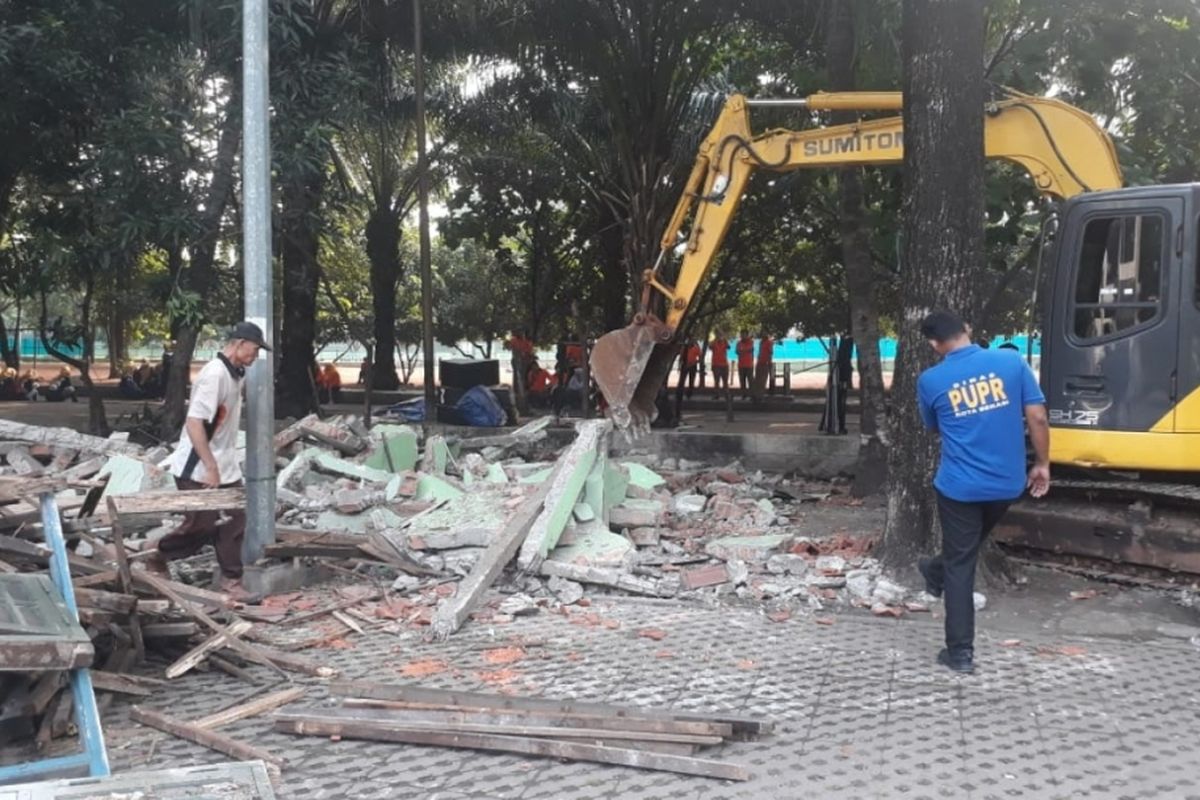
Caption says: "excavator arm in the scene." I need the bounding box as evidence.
[592,88,1123,430]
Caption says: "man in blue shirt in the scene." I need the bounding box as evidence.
[916,311,1050,673]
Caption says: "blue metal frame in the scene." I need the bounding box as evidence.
[0,493,110,784]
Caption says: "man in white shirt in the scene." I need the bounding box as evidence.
[147,322,269,602]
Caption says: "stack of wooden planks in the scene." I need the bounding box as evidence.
[276,681,773,781]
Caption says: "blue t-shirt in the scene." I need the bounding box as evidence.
[917,344,1045,502]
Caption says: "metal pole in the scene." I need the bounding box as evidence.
[414,0,436,421]
[242,0,275,564]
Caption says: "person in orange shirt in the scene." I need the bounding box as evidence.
[525,359,553,407]
[735,330,755,398]
[681,339,701,398]
[757,330,775,393]
[710,332,730,394]
[318,363,342,404]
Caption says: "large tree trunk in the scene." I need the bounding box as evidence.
[276,176,324,420]
[160,106,242,440]
[826,0,889,494]
[366,207,401,391]
[0,311,17,369]
[882,0,986,565]
[598,219,628,332]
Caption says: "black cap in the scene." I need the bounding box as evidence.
[230,321,272,351]
[919,310,967,343]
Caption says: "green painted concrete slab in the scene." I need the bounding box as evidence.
[415,474,465,502]
[622,462,666,490]
[312,452,395,484]
[364,425,419,473]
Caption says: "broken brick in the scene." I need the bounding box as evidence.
[636,628,668,641]
[679,563,730,590]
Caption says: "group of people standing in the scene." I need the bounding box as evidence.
[679,330,776,399]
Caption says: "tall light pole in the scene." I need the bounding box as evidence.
[414,0,436,418]
[242,0,275,562]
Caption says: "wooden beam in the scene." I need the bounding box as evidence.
[105,496,144,661]
[131,706,285,769]
[193,686,306,730]
[337,699,732,738]
[89,672,153,697]
[165,619,253,679]
[274,715,747,781]
[307,708,723,745]
[331,681,773,738]
[109,488,245,517]
[278,591,380,627]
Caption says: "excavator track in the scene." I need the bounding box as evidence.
[994,477,1200,578]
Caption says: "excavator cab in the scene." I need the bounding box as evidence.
[1042,183,1200,471]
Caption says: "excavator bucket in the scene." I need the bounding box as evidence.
[591,316,677,432]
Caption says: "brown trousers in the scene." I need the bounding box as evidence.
[156,477,246,579]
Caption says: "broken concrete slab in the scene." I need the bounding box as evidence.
[300,419,367,455]
[420,435,451,475]
[98,455,175,498]
[872,578,907,606]
[517,466,555,485]
[539,559,662,596]
[608,499,665,529]
[704,534,793,564]
[623,462,666,491]
[548,524,634,569]
[547,575,584,605]
[628,527,661,547]
[573,503,596,523]
[845,570,874,601]
[765,554,809,576]
[312,452,394,484]
[484,463,508,484]
[671,494,707,516]
[517,419,611,571]
[415,474,465,502]
[276,448,317,491]
[364,425,419,473]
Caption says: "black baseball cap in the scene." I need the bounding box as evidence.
[230,321,272,351]
[919,311,967,343]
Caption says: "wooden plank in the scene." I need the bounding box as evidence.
[275,526,371,547]
[142,621,201,639]
[209,654,260,684]
[110,488,245,516]
[274,715,748,781]
[428,478,553,640]
[239,641,337,678]
[29,672,65,715]
[89,671,153,696]
[317,708,723,745]
[166,619,254,679]
[131,706,285,769]
[72,570,120,588]
[278,591,380,627]
[131,571,233,610]
[331,681,772,738]
[73,586,137,615]
[338,699,732,737]
[0,557,17,573]
[105,496,145,662]
[331,609,365,634]
[193,686,306,730]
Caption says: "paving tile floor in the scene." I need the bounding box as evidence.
[37,596,1200,799]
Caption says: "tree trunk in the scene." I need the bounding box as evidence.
[882,0,986,565]
[276,176,323,420]
[366,206,401,391]
[0,312,16,369]
[160,105,242,441]
[826,0,889,494]
[106,283,127,379]
[598,220,628,331]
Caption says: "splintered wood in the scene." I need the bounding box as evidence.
[273,680,769,781]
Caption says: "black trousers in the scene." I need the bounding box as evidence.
[927,491,1013,654]
[712,365,728,390]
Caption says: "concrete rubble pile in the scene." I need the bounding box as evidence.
[0,412,907,776]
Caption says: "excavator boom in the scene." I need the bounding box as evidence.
[592,89,1123,430]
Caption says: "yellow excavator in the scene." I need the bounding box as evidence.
[594,88,1200,573]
